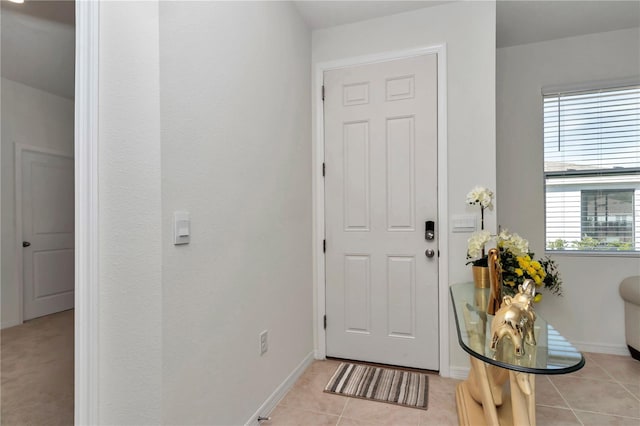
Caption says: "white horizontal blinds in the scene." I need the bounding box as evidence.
[544,85,640,252]
[544,86,640,173]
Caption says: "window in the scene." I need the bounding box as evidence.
[544,85,640,252]
[581,190,634,248]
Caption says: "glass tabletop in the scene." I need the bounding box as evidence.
[450,282,585,375]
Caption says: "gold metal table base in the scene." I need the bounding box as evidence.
[456,356,536,426]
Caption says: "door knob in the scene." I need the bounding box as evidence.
[22,241,31,248]
[425,249,435,258]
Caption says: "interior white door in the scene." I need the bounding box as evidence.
[324,54,439,370]
[21,149,75,320]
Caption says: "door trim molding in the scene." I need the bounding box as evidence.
[313,45,450,377]
[14,143,74,326]
[75,1,100,424]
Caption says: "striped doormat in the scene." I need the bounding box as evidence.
[324,362,429,410]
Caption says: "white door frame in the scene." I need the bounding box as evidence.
[314,45,450,377]
[14,143,74,325]
[75,1,100,424]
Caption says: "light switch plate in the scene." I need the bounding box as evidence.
[174,211,190,245]
[451,214,477,233]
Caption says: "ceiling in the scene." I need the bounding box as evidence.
[1,0,75,99]
[496,1,640,48]
[1,0,74,25]
[293,1,450,29]
[1,1,639,100]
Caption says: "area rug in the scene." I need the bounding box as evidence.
[324,362,429,410]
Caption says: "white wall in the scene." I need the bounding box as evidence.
[1,77,74,329]
[497,27,640,354]
[159,2,312,424]
[312,1,497,374]
[98,3,162,423]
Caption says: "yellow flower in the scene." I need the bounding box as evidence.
[515,268,523,277]
[527,267,536,276]
[531,260,541,270]
[534,294,542,303]
[534,275,542,285]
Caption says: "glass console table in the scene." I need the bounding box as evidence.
[450,283,585,426]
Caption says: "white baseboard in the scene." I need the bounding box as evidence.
[449,366,470,381]
[1,320,22,330]
[245,351,315,426]
[573,341,630,356]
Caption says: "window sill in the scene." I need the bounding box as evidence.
[545,250,640,258]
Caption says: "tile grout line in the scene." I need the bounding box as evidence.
[588,354,640,404]
[536,403,575,410]
[611,376,640,403]
[335,396,349,426]
[546,376,585,426]
[600,363,640,404]
[619,382,640,403]
[536,404,640,421]
[591,356,622,382]
[571,408,640,420]
[548,355,640,421]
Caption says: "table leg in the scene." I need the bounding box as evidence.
[472,358,500,425]
[456,356,509,426]
[456,358,537,426]
[509,371,536,426]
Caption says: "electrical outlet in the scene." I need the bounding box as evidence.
[259,330,268,356]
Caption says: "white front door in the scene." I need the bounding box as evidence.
[324,54,439,370]
[21,149,75,320]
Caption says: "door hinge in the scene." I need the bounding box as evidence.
[322,162,325,177]
[323,239,326,253]
[323,315,327,329]
[322,85,325,101]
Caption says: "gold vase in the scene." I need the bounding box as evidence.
[472,266,490,289]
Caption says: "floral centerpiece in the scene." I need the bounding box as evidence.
[465,186,494,267]
[497,230,564,301]
[465,186,563,301]
[468,229,563,301]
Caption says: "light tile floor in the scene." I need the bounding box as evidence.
[264,353,640,425]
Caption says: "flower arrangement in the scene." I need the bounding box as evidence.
[466,186,494,230]
[468,229,563,301]
[466,228,528,268]
[466,230,492,266]
[497,230,562,301]
[465,186,494,266]
[465,186,563,301]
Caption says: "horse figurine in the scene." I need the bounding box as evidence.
[490,279,537,357]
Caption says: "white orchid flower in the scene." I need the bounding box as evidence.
[466,186,494,210]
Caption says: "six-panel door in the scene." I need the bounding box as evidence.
[324,54,439,370]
